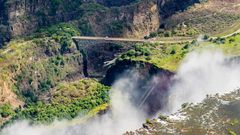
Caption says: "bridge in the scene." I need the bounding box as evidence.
[71,36,194,78]
[72,36,194,48]
[72,36,155,49]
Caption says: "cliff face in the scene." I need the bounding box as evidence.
[84,0,160,38]
[0,0,155,46]
[0,0,9,46]
[0,0,200,47]
[158,0,200,18]
[4,0,82,37]
[83,0,138,7]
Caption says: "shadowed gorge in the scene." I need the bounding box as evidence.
[102,60,174,115]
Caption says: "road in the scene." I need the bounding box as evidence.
[72,36,194,44]
[222,29,240,38]
[73,28,240,44]
[72,36,148,42]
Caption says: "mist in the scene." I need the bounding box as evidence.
[2,49,240,135]
[164,50,240,113]
[1,71,147,135]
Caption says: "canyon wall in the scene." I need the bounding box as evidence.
[0,0,200,47]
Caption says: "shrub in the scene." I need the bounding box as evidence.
[60,36,72,53]
[146,118,152,124]
[164,31,172,37]
[203,34,209,40]
[15,80,110,123]
[229,130,237,135]
[158,114,167,121]
[145,56,151,61]
[170,49,176,54]
[0,103,15,118]
[229,38,235,43]
[187,28,199,36]
[135,45,151,56]
[126,50,136,57]
[149,32,158,38]
[183,44,190,50]
[181,103,188,109]
[213,37,226,44]
[107,21,125,36]
[191,39,199,46]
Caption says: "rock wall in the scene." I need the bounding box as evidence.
[158,0,200,19]
[5,0,82,37]
[0,0,9,47]
[0,0,159,46]
[0,0,200,47]
[84,0,160,38]
[102,60,174,115]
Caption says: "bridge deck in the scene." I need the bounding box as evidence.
[72,36,150,42]
[72,36,195,44]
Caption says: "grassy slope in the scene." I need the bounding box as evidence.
[0,22,112,126]
[160,0,240,37]
[14,79,110,124]
[117,42,189,71]
[118,33,240,72]
[213,20,240,37]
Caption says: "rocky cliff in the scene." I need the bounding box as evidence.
[0,0,151,46]
[0,0,202,47]
[83,0,160,38]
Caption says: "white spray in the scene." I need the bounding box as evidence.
[1,71,147,135]
[164,50,240,113]
[2,50,240,135]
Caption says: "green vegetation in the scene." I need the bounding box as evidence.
[0,22,87,125]
[49,0,64,15]
[15,54,82,103]
[12,79,110,124]
[78,19,94,36]
[33,23,80,53]
[103,0,139,7]
[7,23,82,103]
[213,21,240,37]
[119,33,240,71]
[203,13,239,34]
[80,3,108,13]
[0,32,111,125]
[34,23,80,38]
[1,1,240,128]
[158,114,167,121]
[117,42,191,71]
[229,130,237,135]
[213,37,226,44]
[48,0,83,15]
[207,33,240,56]
[146,118,152,124]
[0,103,15,118]
[144,27,199,39]
[107,20,126,36]
[119,44,152,60]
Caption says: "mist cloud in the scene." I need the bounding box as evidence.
[1,71,147,135]
[2,50,240,135]
[164,50,240,113]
